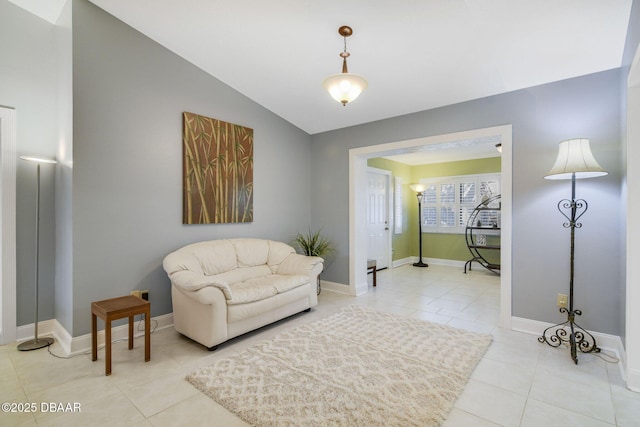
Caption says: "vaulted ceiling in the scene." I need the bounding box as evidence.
[11,0,632,139]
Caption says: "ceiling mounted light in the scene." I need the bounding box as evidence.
[323,26,368,106]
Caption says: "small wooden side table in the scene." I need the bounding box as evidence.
[91,295,150,376]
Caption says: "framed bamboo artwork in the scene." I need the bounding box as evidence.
[183,112,254,224]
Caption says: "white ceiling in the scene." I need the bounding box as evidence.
[8,0,67,23]
[382,135,503,165]
[11,0,632,161]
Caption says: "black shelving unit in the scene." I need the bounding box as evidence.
[464,194,501,275]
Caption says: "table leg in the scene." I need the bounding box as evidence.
[105,319,112,376]
[128,315,134,350]
[91,313,97,361]
[373,269,377,287]
[144,309,150,362]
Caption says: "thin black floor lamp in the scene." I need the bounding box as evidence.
[409,184,428,268]
[17,156,57,351]
[538,138,607,364]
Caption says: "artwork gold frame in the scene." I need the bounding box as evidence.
[183,112,253,224]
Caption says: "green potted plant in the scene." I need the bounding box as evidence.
[292,228,335,295]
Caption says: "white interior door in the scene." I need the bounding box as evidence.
[366,168,391,270]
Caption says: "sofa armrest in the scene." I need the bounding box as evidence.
[277,254,324,276]
[167,270,233,300]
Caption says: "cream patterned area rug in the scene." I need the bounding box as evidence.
[186,305,492,427]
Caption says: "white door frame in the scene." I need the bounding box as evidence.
[366,167,392,271]
[625,43,640,391]
[1,106,17,345]
[349,124,513,329]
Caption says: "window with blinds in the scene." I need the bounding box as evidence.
[419,173,500,233]
[394,176,403,234]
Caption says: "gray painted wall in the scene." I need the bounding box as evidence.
[70,0,313,335]
[55,0,74,334]
[3,0,631,340]
[16,163,56,325]
[311,70,623,336]
[1,1,59,326]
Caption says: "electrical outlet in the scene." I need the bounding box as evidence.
[141,290,149,301]
[131,290,141,298]
[557,293,568,308]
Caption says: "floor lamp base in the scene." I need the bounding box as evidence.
[538,308,600,364]
[17,337,54,351]
[412,261,429,268]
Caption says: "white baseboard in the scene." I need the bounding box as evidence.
[16,319,57,342]
[392,257,413,268]
[511,316,624,354]
[64,313,175,356]
[53,320,74,355]
[393,256,467,269]
[511,316,626,382]
[320,280,350,295]
[626,368,640,392]
[17,313,174,357]
[16,307,636,389]
[425,257,467,268]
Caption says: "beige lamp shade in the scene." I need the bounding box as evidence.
[544,138,607,180]
[323,73,368,106]
[19,156,57,164]
[409,183,427,193]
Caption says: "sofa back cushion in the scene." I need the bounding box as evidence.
[266,241,297,273]
[192,240,238,275]
[164,238,298,277]
[232,239,270,267]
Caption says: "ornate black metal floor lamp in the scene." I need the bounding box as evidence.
[538,139,607,364]
[409,184,428,268]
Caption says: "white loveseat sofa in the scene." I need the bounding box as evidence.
[163,238,323,350]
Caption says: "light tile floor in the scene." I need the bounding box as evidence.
[1,264,638,426]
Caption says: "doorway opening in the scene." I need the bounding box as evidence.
[366,167,392,272]
[349,125,512,329]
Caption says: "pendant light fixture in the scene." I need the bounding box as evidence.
[323,26,368,106]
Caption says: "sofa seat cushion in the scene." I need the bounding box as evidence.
[227,274,309,305]
[212,265,272,286]
[227,284,312,324]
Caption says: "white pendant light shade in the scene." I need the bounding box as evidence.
[545,138,607,180]
[324,26,367,106]
[323,73,368,106]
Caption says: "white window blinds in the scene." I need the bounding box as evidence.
[394,176,403,234]
[419,173,500,233]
